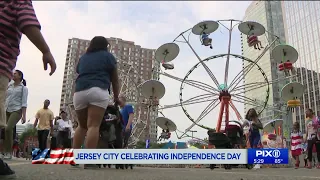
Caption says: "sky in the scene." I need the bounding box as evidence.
[15,1,253,141]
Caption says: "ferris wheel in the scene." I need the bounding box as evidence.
[115,59,147,144]
[151,19,304,140]
[136,58,207,143]
[107,56,162,146]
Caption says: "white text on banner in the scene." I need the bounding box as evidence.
[73,149,247,164]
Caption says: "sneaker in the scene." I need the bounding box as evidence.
[3,154,12,160]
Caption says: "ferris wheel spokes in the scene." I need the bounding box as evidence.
[180,34,220,88]
[231,96,266,111]
[232,94,260,104]
[158,94,218,110]
[181,99,220,135]
[231,82,269,96]
[230,75,297,95]
[160,72,219,93]
[223,20,242,89]
[227,37,278,91]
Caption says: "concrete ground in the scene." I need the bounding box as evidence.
[5,159,320,180]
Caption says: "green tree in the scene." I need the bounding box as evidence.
[19,128,37,146]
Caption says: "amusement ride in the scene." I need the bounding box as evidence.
[134,19,306,152]
[66,19,305,153]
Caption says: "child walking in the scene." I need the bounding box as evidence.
[291,122,303,169]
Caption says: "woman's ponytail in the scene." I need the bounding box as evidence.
[22,79,27,86]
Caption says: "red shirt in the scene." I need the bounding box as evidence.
[0,0,41,79]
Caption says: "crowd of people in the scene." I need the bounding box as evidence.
[242,108,320,169]
[290,109,320,169]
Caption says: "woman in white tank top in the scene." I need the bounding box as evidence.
[304,109,320,169]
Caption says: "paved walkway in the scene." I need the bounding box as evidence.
[4,159,320,180]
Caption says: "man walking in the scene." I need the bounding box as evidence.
[0,0,56,178]
[118,95,134,148]
[33,100,54,151]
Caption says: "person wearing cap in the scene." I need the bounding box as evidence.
[56,111,73,148]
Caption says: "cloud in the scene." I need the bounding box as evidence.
[15,1,251,141]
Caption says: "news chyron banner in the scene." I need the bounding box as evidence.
[73,149,289,165]
[31,148,289,164]
[74,149,247,164]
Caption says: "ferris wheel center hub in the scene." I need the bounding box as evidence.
[218,90,231,101]
[218,84,227,90]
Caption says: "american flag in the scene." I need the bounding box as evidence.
[32,148,75,164]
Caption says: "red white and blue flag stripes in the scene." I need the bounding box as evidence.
[32,148,75,164]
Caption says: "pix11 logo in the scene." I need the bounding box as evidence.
[255,149,281,158]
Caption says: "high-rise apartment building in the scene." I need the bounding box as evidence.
[60,37,160,142]
[241,1,287,123]
[282,1,320,132]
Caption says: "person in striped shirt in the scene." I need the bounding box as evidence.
[0,0,56,178]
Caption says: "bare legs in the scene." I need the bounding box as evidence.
[253,41,263,50]
[72,108,87,149]
[86,105,105,148]
[73,105,105,149]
